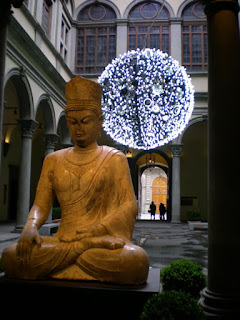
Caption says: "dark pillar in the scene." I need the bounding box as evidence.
[0,0,24,170]
[0,2,12,172]
[201,0,240,317]
[170,144,183,223]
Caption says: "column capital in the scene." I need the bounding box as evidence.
[18,119,38,138]
[43,133,59,150]
[169,17,183,24]
[116,19,129,26]
[203,0,239,17]
[170,144,183,157]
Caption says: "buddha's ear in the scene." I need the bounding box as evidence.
[98,114,104,124]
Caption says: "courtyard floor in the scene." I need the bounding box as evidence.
[133,220,208,276]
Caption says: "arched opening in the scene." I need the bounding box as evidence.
[56,112,71,149]
[1,73,33,221]
[181,120,208,221]
[135,151,170,220]
[31,97,56,206]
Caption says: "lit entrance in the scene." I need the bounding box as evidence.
[140,166,168,219]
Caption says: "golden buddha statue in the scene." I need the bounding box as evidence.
[2,76,149,284]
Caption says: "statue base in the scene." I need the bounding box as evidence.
[0,268,160,319]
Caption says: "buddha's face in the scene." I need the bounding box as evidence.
[66,109,102,147]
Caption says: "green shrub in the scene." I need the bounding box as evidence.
[140,290,205,320]
[160,259,206,298]
[187,210,201,221]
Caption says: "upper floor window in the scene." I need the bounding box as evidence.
[60,16,70,62]
[76,3,117,75]
[42,0,52,37]
[128,1,170,54]
[182,1,207,72]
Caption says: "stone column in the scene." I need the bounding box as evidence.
[15,119,38,232]
[44,133,58,156]
[116,20,128,57]
[170,144,182,223]
[169,18,182,63]
[200,0,240,317]
[43,133,58,222]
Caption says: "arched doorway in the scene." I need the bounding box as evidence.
[141,166,168,219]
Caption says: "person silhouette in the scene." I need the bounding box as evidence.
[149,201,156,220]
[159,203,167,221]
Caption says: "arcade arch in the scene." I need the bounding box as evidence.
[0,69,70,223]
[141,167,168,218]
[57,111,72,149]
[35,95,56,135]
[135,151,170,220]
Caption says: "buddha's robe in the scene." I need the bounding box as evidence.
[2,146,149,284]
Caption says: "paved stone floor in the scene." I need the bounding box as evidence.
[0,220,208,277]
[132,220,208,276]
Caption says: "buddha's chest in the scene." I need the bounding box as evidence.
[52,162,97,202]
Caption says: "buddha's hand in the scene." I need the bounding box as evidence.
[108,237,126,249]
[81,236,126,251]
[16,229,41,264]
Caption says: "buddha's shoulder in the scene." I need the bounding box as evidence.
[102,145,127,163]
[44,148,70,163]
[102,145,124,157]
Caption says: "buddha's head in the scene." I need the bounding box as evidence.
[65,76,103,147]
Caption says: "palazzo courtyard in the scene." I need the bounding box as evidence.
[0,0,239,318]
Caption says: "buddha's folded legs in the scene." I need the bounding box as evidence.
[2,236,80,280]
[76,243,149,284]
[2,237,149,284]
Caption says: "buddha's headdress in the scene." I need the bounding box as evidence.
[65,76,102,115]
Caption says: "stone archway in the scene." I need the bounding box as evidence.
[141,166,167,216]
[1,71,34,225]
[56,111,72,149]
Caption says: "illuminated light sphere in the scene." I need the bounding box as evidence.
[98,48,194,150]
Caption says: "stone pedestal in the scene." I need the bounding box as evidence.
[200,0,240,317]
[0,268,160,319]
[171,144,182,223]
